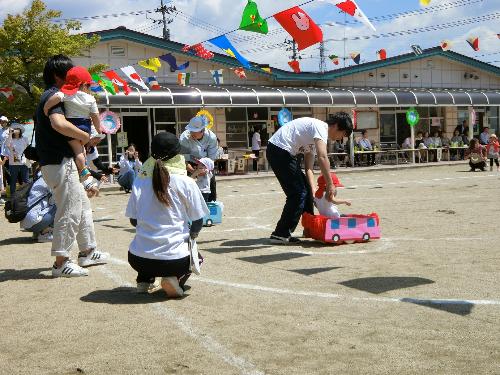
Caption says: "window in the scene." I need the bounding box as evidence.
[154,108,177,135]
[356,112,378,129]
[330,220,340,230]
[226,108,248,149]
[110,45,126,57]
[367,218,376,228]
[348,219,356,228]
[380,113,396,142]
[247,107,269,146]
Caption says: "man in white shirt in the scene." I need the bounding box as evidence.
[266,113,353,245]
[251,127,261,171]
[0,116,9,203]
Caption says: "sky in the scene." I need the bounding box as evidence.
[1,0,499,72]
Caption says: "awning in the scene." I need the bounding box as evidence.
[97,85,500,107]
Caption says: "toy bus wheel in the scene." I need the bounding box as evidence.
[362,233,370,242]
[332,234,341,243]
[206,219,213,227]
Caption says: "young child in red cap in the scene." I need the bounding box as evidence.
[43,66,102,191]
[314,172,351,218]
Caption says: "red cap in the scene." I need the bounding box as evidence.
[315,173,344,199]
[60,66,92,95]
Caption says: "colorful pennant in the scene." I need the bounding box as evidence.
[288,60,301,73]
[234,68,247,79]
[178,73,191,86]
[209,35,251,68]
[376,49,387,60]
[420,0,431,6]
[182,43,214,60]
[159,54,190,72]
[467,36,479,51]
[121,66,149,91]
[257,64,271,73]
[104,70,131,95]
[329,55,340,65]
[210,69,224,85]
[440,40,451,51]
[138,58,162,73]
[147,77,161,90]
[274,7,323,51]
[0,87,14,102]
[320,0,376,31]
[91,74,116,95]
[239,0,269,34]
[350,52,361,65]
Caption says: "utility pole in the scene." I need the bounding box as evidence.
[319,41,326,73]
[284,39,300,61]
[154,0,176,40]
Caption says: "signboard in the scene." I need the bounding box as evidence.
[406,107,420,127]
[431,117,441,127]
[117,132,128,148]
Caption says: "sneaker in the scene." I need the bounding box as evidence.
[161,277,184,298]
[0,198,5,205]
[52,260,89,278]
[77,249,109,267]
[270,235,302,245]
[136,279,161,294]
[37,232,53,243]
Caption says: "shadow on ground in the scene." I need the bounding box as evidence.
[0,268,52,282]
[339,276,434,294]
[204,245,272,254]
[0,237,35,246]
[290,267,343,276]
[238,252,310,264]
[401,298,474,316]
[80,286,189,304]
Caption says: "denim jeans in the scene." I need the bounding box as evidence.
[27,205,56,235]
[118,170,136,191]
[266,143,314,238]
[8,165,29,194]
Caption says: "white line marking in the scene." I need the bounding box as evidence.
[98,266,264,375]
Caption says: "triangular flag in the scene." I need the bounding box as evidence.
[138,58,162,73]
[120,66,150,91]
[467,36,479,51]
[420,0,431,6]
[182,43,214,60]
[208,35,251,68]
[273,7,323,51]
[92,73,116,95]
[104,70,131,95]
[440,40,451,51]
[177,73,190,86]
[319,0,375,31]
[350,52,361,64]
[376,49,387,60]
[234,68,247,79]
[257,64,271,73]
[210,69,224,85]
[159,54,190,72]
[0,87,15,102]
[288,60,301,73]
[147,77,161,90]
[329,55,340,65]
[239,0,269,34]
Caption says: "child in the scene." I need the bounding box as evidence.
[43,66,102,190]
[126,132,209,297]
[486,134,500,172]
[191,157,214,202]
[314,173,351,218]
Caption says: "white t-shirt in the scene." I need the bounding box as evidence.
[269,117,328,156]
[196,170,213,194]
[314,195,340,218]
[252,132,261,151]
[126,174,209,260]
[5,137,28,165]
[55,91,98,119]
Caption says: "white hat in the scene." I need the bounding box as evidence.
[0,116,8,122]
[11,123,25,132]
[197,157,214,171]
[186,116,209,133]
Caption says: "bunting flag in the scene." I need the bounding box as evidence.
[329,55,340,65]
[210,69,224,85]
[440,40,451,51]
[376,49,387,60]
[420,0,431,6]
[257,64,271,73]
[273,7,323,51]
[159,54,190,72]
[182,44,214,60]
[120,66,150,91]
[239,0,269,34]
[208,35,251,68]
[104,70,131,95]
[467,36,479,51]
[178,72,191,86]
[288,60,301,73]
[319,0,376,31]
[0,87,14,102]
[350,52,361,65]
[138,58,162,73]
[147,76,161,90]
[92,73,116,95]
[234,68,247,79]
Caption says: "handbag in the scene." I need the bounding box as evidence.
[188,237,202,275]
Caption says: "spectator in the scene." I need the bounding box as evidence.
[4,125,30,194]
[402,137,412,150]
[118,144,142,193]
[462,128,470,146]
[451,129,462,144]
[479,127,490,146]
[415,132,427,163]
[465,138,487,172]
[35,54,108,278]
[251,127,261,171]
[440,131,450,147]
[357,130,375,166]
[455,119,467,135]
[0,116,9,204]
[423,131,432,148]
[486,134,499,172]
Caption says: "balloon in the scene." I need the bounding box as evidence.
[278,108,292,127]
[406,108,420,127]
[99,111,121,134]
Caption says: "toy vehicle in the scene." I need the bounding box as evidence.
[302,212,381,245]
[203,201,223,226]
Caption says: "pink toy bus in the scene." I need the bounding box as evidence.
[302,212,381,245]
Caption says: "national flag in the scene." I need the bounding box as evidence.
[138,58,162,73]
[233,68,247,79]
[376,49,387,60]
[329,55,340,65]
[104,70,131,95]
[273,7,323,51]
[257,64,271,73]
[288,60,301,73]
[319,0,376,31]
[420,0,431,6]
[467,36,479,51]
[210,69,224,85]
[0,87,14,102]
[440,40,451,51]
[182,43,214,60]
[208,35,251,68]
[177,73,190,86]
[159,54,190,72]
[120,66,150,91]
[239,0,269,34]
[91,73,116,95]
[147,77,161,90]
[350,52,361,64]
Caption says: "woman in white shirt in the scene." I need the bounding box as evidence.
[4,125,30,194]
[118,144,142,193]
[126,132,209,297]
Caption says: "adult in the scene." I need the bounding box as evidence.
[479,127,490,145]
[85,131,116,182]
[357,129,375,166]
[465,138,487,172]
[455,120,467,135]
[118,144,142,193]
[439,131,450,147]
[266,113,353,244]
[0,116,9,204]
[251,127,261,171]
[462,128,470,146]
[3,124,30,194]
[35,54,108,278]
[180,116,218,201]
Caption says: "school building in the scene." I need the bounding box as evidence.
[72,27,500,163]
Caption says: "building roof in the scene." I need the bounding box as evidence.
[89,27,500,83]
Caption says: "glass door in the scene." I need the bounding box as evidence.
[380,113,397,145]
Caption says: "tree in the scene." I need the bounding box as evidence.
[0,0,101,119]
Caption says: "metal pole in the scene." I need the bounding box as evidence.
[411,126,415,164]
[160,0,169,40]
[349,133,355,168]
[106,133,113,183]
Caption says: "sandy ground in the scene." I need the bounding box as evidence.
[0,165,499,375]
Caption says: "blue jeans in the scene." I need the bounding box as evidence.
[118,170,136,191]
[266,143,314,238]
[27,205,56,235]
[9,165,29,194]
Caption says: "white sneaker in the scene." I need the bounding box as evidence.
[52,260,89,278]
[0,198,5,205]
[136,279,161,294]
[37,232,53,243]
[78,249,109,267]
[161,277,184,298]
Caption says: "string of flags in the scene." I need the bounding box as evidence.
[0,88,15,102]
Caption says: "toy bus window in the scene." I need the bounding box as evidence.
[367,218,376,228]
[330,220,340,229]
[348,218,356,228]
[209,205,218,215]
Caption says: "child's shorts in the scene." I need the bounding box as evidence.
[67,118,91,134]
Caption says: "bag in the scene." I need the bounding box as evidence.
[188,237,201,275]
[4,182,48,223]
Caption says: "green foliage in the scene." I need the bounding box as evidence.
[0,0,100,119]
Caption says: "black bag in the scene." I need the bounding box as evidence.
[4,182,48,223]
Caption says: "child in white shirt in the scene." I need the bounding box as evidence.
[191,157,214,202]
[314,173,351,218]
[43,66,102,188]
